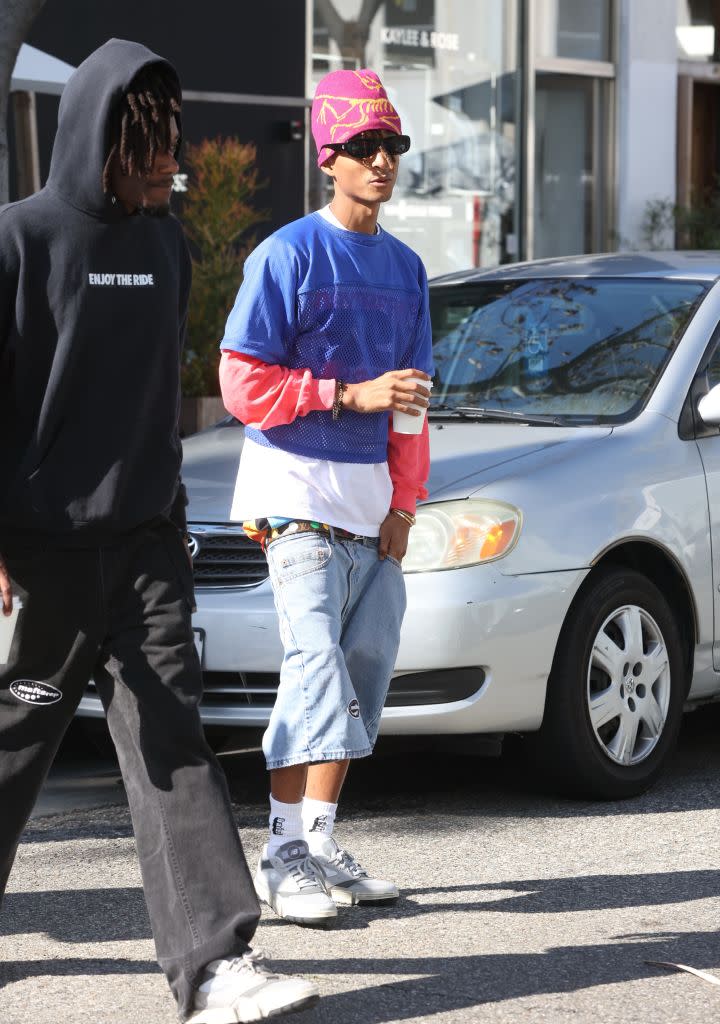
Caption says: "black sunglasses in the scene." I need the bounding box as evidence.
[324,134,411,160]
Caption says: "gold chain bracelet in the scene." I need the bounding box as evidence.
[390,507,416,527]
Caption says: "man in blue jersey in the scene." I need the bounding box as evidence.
[219,68,433,927]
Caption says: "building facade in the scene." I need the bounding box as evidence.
[308,0,682,277]
[7,0,706,275]
[12,0,308,239]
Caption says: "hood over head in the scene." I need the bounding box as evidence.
[47,38,181,218]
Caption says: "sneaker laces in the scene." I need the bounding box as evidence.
[326,845,369,879]
[286,855,324,892]
[217,949,280,981]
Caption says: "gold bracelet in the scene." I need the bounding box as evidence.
[390,507,416,527]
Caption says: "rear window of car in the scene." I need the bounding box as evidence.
[429,277,709,423]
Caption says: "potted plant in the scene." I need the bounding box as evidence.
[178,137,268,434]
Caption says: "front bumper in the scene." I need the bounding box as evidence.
[76,564,587,735]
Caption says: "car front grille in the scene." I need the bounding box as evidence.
[202,672,279,706]
[187,523,269,589]
[199,668,485,708]
[83,668,484,711]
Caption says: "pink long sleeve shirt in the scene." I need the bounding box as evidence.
[219,350,430,513]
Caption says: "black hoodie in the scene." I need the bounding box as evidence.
[0,38,191,542]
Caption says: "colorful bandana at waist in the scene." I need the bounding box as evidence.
[311,67,401,167]
[243,518,373,550]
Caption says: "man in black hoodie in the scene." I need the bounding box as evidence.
[0,39,319,1023]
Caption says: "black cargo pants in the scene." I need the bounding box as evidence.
[0,520,260,1019]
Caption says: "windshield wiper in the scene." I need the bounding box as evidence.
[430,404,565,426]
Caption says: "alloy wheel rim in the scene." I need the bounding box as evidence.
[586,603,671,766]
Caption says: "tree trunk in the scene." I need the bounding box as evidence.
[0,0,47,204]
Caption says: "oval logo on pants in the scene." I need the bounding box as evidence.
[10,680,62,706]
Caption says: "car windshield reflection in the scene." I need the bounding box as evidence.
[429,277,709,424]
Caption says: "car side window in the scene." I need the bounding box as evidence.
[708,342,720,390]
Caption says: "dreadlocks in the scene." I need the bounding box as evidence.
[103,64,180,194]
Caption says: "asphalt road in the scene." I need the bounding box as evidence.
[3,712,720,1024]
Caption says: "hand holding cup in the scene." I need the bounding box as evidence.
[342,368,432,422]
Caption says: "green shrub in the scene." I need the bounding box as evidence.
[640,189,720,251]
[180,138,269,397]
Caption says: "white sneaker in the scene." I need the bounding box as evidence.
[187,949,319,1023]
[309,835,399,909]
[254,840,337,927]
[310,837,400,906]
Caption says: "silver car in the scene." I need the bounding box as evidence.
[78,252,720,798]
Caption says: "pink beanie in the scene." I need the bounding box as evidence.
[311,68,402,167]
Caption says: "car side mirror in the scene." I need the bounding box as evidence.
[698,382,720,426]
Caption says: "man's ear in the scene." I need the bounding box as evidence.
[319,155,337,179]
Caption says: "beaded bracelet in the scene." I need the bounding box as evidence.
[332,379,346,420]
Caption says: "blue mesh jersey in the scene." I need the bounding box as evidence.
[220,212,434,463]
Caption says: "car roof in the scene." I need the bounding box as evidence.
[430,251,720,286]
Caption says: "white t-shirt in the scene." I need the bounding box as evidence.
[229,205,392,536]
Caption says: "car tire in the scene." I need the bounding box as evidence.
[537,565,687,799]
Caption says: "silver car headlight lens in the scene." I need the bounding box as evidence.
[402,499,522,573]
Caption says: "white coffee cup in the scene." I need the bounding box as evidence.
[0,597,23,665]
[392,378,433,435]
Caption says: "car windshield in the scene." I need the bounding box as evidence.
[429,277,709,423]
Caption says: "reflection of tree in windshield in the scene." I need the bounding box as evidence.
[431,279,706,420]
[495,282,597,392]
[500,282,594,334]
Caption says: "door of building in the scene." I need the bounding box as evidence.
[678,71,720,216]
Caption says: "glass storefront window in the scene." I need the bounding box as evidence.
[535,0,612,62]
[677,0,720,61]
[310,0,519,278]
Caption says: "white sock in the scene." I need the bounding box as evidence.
[267,796,304,856]
[302,797,338,853]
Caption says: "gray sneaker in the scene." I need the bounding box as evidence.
[187,948,319,1023]
[310,837,400,906]
[254,840,337,927]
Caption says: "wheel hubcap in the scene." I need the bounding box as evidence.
[587,604,671,766]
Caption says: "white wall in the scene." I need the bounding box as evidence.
[616,0,678,248]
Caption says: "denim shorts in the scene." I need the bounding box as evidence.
[263,529,407,770]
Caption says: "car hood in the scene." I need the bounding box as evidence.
[182,420,612,521]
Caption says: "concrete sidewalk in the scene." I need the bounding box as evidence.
[4,732,720,1024]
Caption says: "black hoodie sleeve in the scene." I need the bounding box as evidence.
[0,210,19,364]
[168,229,193,535]
[0,214,20,537]
[168,482,188,534]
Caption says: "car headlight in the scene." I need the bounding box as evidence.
[402,499,522,573]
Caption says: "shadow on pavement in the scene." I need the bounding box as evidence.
[4,930,720,1021]
[0,886,151,942]
[0,957,158,987]
[276,930,720,1022]
[402,869,720,915]
[3,867,719,941]
[257,867,720,929]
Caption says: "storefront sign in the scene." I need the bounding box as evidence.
[381,26,459,51]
